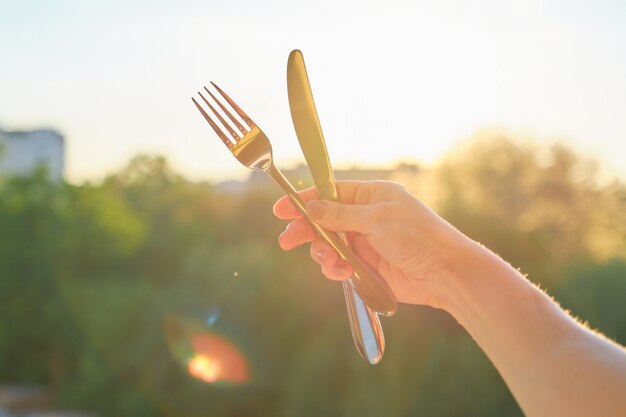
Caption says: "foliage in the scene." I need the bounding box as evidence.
[434,132,626,284]
[0,136,624,416]
[555,259,626,343]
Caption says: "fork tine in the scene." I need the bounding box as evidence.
[192,97,234,150]
[204,87,247,136]
[210,81,256,129]
[198,91,240,141]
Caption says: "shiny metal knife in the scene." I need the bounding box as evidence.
[287,49,386,364]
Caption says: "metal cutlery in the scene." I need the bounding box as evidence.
[192,82,398,317]
[287,50,386,363]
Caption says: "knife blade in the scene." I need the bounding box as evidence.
[287,49,386,364]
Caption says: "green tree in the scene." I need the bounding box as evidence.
[556,259,626,345]
[434,131,625,283]
[1,139,623,417]
[0,171,77,384]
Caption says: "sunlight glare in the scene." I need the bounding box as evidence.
[188,354,220,383]
[164,314,251,386]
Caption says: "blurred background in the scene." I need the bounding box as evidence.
[1,1,625,416]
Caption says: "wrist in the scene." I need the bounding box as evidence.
[435,233,501,322]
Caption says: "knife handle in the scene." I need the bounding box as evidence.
[269,164,398,316]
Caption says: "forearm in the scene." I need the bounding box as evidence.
[441,239,626,417]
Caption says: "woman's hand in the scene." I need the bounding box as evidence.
[274,179,626,417]
[273,180,475,309]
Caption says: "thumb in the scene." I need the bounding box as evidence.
[305,200,374,233]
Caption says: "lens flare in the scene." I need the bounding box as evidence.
[188,354,219,382]
[206,307,220,327]
[189,332,249,384]
[164,314,250,386]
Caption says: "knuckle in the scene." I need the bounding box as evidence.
[384,180,407,195]
[327,204,345,224]
[367,180,408,202]
[391,182,408,195]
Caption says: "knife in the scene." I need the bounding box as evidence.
[287,49,386,364]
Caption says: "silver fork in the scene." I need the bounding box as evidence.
[192,82,397,316]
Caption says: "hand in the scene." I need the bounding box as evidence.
[273,180,475,309]
[275,181,626,417]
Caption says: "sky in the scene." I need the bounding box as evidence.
[1,0,625,182]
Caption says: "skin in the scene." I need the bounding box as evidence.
[273,180,626,417]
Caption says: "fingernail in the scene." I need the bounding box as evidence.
[306,200,326,219]
[314,249,327,264]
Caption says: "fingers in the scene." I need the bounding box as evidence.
[310,239,339,267]
[311,239,353,281]
[350,234,379,268]
[321,261,353,281]
[320,235,377,281]
[273,188,320,219]
[305,200,377,234]
[279,228,354,280]
[274,180,401,284]
[272,181,384,220]
[277,220,358,280]
[278,218,316,250]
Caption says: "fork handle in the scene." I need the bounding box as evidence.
[267,163,398,316]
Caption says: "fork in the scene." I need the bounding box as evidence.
[192,82,398,316]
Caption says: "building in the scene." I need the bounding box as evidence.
[0,128,65,182]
